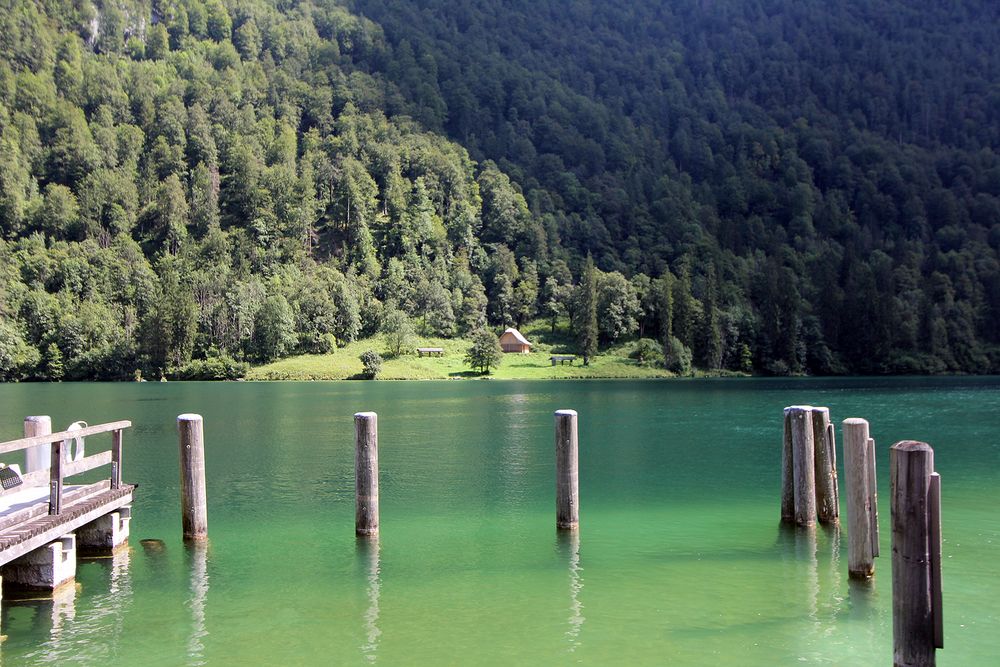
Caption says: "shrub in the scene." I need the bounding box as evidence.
[629,338,662,366]
[663,336,692,375]
[360,349,383,379]
[175,354,250,380]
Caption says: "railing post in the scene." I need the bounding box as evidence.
[24,415,51,474]
[555,409,579,531]
[355,412,379,537]
[111,428,123,490]
[891,440,941,667]
[48,435,64,515]
[178,414,208,541]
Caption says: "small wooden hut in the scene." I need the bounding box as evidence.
[499,328,533,354]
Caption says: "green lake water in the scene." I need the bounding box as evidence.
[0,378,997,665]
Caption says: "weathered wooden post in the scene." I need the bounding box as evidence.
[843,418,876,578]
[178,414,208,541]
[783,406,816,527]
[811,407,839,524]
[555,409,579,530]
[24,415,52,474]
[890,441,943,667]
[781,408,795,523]
[355,412,379,537]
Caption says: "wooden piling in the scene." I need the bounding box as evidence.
[787,406,816,527]
[890,440,939,666]
[23,415,51,474]
[811,407,839,524]
[177,414,208,541]
[355,412,379,537]
[867,437,880,557]
[843,418,875,579]
[555,409,579,531]
[780,408,795,523]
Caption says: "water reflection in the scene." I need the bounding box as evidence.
[557,530,584,651]
[79,546,133,646]
[186,542,210,666]
[357,538,381,663]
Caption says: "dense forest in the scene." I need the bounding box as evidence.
[0,0,998,380]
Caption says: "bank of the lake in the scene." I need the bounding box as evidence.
[0,377,997,665]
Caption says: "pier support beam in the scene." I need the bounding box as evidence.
[555,409,579,531]
[178,414,208,542]
[77,507,131,557]
[355,412,379,537]
[2,534,77,594]
[23,415,52,474]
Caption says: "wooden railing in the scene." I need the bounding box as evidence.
[0,420,130,515]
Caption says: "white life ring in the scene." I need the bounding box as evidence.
[63,421,87,463]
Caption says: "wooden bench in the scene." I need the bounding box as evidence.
[417,347,444,357]
[550,355,576,366]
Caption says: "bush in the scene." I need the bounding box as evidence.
[175,354,250,380]
[629,338,663,366]
[663,336,692,375]
[360,349,383,379]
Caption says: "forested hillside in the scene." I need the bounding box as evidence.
[1,0,998,380]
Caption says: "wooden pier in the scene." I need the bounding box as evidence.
[0,420,135,595]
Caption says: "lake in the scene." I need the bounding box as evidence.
[0,378,997,665]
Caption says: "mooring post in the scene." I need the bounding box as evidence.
[555,409,579,530]
[781,408,795,523]
[178,414,208,541]
[24,415,52,474]
[890,441,942,667]
[786,406,816,527]
[355,412,379,537]
[843,418,875,578]
[811,407,839,524]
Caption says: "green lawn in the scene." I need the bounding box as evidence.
[247,320,677,381]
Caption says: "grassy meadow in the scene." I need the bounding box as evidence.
[247,320,678,381]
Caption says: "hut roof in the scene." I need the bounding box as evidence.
[501,328,532,346]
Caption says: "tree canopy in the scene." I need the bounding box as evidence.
[0,0,997,379]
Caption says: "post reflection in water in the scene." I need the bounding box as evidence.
[357,537,381,664]
[557,530,584,652]
[186,542,210,667]
[81,546,134,646]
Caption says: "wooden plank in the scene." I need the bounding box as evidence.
[0,481,110,532]
[63,451,113,478]
[0,420,132,456]
[0,486,134,566]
